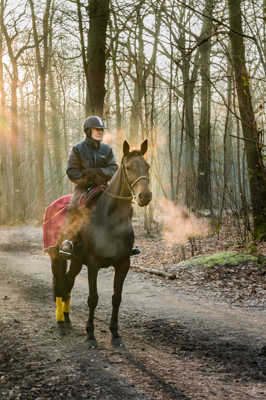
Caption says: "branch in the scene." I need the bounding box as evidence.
[230,134,266,147]
[28,0,42,73]
[15,32,35,60]
[57,52,81,61]
[173,0,255,41]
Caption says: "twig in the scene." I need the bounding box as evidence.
[132,265,176,280]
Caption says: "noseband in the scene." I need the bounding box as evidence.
[106,157,149,201]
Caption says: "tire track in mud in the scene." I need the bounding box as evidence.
[0,251,266,399]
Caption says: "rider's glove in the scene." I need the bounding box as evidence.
[94,174,108,186]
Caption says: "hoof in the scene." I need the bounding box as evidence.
[130,247,140,256]
[87,338,97,349]
[64,321,72,331]
[112,337,124,348]
[57,321,66,336]
[64,312,71,324]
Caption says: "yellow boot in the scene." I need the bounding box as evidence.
[56,297,64,323]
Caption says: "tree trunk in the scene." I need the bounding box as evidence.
[223,60,234,203]
[86,0,109,116]
[38,72,46,215]
[29,0,52,219]
[183,59,196,209]
[0,21,9,223]
[168,23,175,201]
[197,0,214,210]
[110,42,122,131]
[176,103,185,202]
[129,82,142,145]
[109,13,122,132]
[128,2,163,146]
[11,77,25,222]
[48,64,63,197]
[228,0,266,240]
[77,0,109,117]
[129,7,145,145]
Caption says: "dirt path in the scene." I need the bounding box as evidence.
[0,228,266,399]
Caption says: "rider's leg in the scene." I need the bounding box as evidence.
[59,187,86,257]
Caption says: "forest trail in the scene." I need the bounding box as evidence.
[0,227,266,399]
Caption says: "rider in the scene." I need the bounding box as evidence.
[60,115,140,258]
[59,115,118,257]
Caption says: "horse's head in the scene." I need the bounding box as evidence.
[122,139,152,207]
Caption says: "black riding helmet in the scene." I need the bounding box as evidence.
[83,116,106,137]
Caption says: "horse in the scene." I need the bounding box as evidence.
[48,139,152,346]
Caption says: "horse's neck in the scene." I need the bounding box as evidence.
[108,166,131,198]
[97,166,132,219]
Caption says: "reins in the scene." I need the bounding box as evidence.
[106,157,149,202]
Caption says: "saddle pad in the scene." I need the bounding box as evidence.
[43,194,72,251]
[42,186,106,251]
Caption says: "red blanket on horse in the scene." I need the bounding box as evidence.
[42,186,106,251]
[43,195,72,251]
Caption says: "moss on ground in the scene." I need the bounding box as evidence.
[177,251,259,269]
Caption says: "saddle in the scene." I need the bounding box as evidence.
[84,185,106,207]
[43,185,105,251]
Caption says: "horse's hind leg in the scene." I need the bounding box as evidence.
[51,256,67,324]
[110,259,130,345]
[86,266,99,345]
[63,259,83,323]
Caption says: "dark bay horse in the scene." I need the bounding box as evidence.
[49,139,152,346]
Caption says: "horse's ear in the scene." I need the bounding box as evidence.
[140,139,148,155]
[123,140,130,156]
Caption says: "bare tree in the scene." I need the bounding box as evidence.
[77,0,109,116]
[0,5,9,223]
[196,0,214,211]
[178,18,199,210]
[29,0,52,219]
[228,0,266,239]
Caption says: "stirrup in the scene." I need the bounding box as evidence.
[59,250,72,257]
[130,247,140,256]
[59,240,73,258]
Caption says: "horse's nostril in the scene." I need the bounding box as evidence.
[138,191,152,204]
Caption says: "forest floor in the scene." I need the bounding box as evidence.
[0,221,265,400]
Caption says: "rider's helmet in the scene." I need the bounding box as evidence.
[83,116,106,137]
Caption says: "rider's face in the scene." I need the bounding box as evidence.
[91,128,104,141]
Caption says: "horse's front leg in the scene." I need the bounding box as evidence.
[110,258,130,345]
[86,265,99,346]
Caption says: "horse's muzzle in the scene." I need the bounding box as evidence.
[137,191,152,207]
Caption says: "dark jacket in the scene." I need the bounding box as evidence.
[66,137,118,188]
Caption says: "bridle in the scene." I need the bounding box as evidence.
[106,156,149,201]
